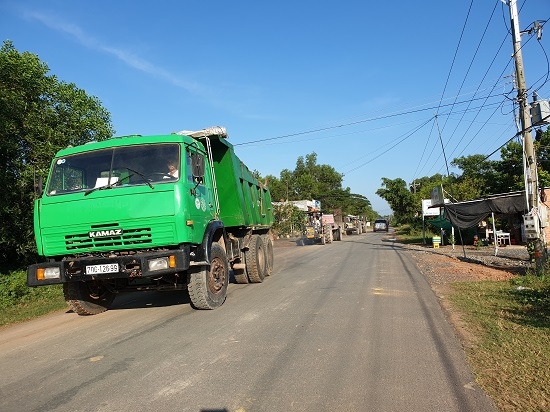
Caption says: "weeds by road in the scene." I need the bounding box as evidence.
[0,270,65,327]
[397,225,550,411]
[451,277,550,412]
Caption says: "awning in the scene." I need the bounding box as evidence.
[442,191,527,229]
[425,216,453,231]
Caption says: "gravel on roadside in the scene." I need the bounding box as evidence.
[396,241,531,284]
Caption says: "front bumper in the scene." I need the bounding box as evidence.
[27,247,190,287]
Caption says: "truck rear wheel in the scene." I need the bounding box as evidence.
[233,265,249,284]
[245,234,266,283]
[323,225,332,244]
[261,234,274,276]
[188,242,229,309]
[63,280,116,316]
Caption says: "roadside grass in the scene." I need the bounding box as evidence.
[449,274,550,412]
[0,270,66,327]
[394,224,430,244]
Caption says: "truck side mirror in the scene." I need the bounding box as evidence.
[35,175,43,197]
[191,153,205,181]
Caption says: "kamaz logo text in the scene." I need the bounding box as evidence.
[89,229,123,238]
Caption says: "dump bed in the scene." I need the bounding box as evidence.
[207,136,273,229]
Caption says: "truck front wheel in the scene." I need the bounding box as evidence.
[63,280,116,315]
[188,242,229,309]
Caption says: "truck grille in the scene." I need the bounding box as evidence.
[65,227,152,251]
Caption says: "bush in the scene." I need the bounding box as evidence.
[0,270,62,309]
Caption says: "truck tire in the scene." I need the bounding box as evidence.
[323,225,332,244]
[233,265,249,284]
[188,242,229,309]
[245,234,266,283]
[261,234,274,276]
[63,280,116,316]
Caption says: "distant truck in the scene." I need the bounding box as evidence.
[321,213,342,241]
[299,201,340,244]
[344,215,363,235]
[302,208,329,245]
[27,127,274,314]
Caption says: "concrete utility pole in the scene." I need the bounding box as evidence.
[508,0,545,271]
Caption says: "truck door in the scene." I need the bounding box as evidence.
[185,147,215,238]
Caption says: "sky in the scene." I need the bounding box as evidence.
[2,0,550,215]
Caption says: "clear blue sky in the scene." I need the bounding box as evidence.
[2,0,549,215]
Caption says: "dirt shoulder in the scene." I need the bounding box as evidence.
[397,239,530,346]
[401,241,528,283]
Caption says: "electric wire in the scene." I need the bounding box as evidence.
[532,18,550,93]
[433,0,474,122]
[439,1,501,150]
[343,117,433,175]
[422,5,546,178]
[416,0,508,177]
[235,92,506,147]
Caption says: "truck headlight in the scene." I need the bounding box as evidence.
[148,255,177,272]
[148,257,169,271]
[37,267,61,280]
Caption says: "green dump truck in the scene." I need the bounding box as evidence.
[27,126,274,315]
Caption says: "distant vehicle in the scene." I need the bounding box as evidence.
[344,215,364,235]
[302,209,341,245]
[373,219,389,232]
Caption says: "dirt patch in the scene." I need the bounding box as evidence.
[402,242,529,347]
[408,248,520,284]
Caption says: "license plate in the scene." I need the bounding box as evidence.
[85,263,119,275]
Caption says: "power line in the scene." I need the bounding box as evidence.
[342,117,434,175]
[414,1,510,177]
[439,1,501,146]
[234,93,506,147]
[434,0,475,120]
[482,114,550,161]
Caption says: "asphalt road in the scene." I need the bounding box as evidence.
[0,232,497,412]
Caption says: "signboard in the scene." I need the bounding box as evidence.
[322,214,335,224]
[431,186,444,206]
[272,199,321,212]
[422,199,440,217]
[422,198,450,217]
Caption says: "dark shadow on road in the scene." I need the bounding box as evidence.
[108,289,191,311]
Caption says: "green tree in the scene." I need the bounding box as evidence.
[291,153,343,200]
[272,203,304,236]
[535,127,550,189]
[266,152,377,230]
[0,41,114,266]
[492,140,524,193]
[450,154,498,198]
[376,177,416,224]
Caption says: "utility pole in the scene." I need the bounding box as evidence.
[409,180,420,193]
[508,0,545,271]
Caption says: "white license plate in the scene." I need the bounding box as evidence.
[85,263,119,275]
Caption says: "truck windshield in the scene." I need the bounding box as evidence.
[47,143,180,196]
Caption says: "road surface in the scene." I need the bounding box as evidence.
[0,232,496,411]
